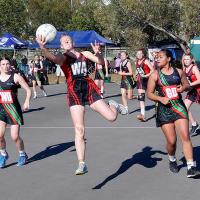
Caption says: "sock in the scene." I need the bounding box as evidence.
[192,122,197,126]
[187,161,194,170]
[79,161,85,165]
[168,154,176,162]
[141,108,145,116]
[19,150,25,156]
[0,149,7,156]
[100,87,104,94]
[34,92,37,96]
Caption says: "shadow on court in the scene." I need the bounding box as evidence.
[27,142,75,164]
[179,145,200,170]
[129,104,155,114]
[104,93,121,99]
[23,107,45,113]
[92,146,167,189]
[46,92,67,98]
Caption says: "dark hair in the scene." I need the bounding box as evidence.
[159,49,174,65]
[137,48,147,58]
[120,51,130,60]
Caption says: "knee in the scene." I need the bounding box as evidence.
[11,135,20,143]
[167,140,176,148]
[138,93,145,101]
[75,125,85,139]
[109,115,117,122]
[0,136,5,142]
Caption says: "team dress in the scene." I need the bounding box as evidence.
[94,63,105,80]
[61,53,102,107]
[30,61,42,81]
[185,65,200,103]
[0,73,24,125]
[155,67,188,127]
[120,60,135,90]
[135,59,150,90]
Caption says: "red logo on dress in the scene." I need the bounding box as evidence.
[0,90,13,103]
[162,85,179,100]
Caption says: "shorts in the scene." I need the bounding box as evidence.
[185,88,200,103]
[137,76,148,90]
[67,77,102,107]
[156,99,188,127]
[30,72,41,81]
[121,76,135,90]
[0,103,24,125]
[56,65,64,77]
[94,69,105,80]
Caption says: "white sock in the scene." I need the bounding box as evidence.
[79,161,85,165]
[192,122,197,126]
[187,161,195,170]
[168,154,176,162]
[0,149,7,156]
[19,150,25,156]
[141,108,145,116]
[34,92,37,96]
[100,87,104,94]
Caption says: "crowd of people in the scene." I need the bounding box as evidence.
[0,33,199,178]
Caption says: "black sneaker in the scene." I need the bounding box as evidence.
[169,161,179,173]
[187,166,200,178]
[190,124,200,136]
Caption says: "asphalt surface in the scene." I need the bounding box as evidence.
[1,82,200,200]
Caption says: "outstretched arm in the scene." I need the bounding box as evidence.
[36,35,66,66]
[82,42,104,65]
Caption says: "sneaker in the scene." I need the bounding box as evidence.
[120,105,129,115]
[75,162,88,175]
[108,100,127,115]
[33,94,37,99]
[190,124,200,136]
[17,153,28,166]
[43,91,47,97]
[108,100,120,110]
[0,154,9,168]
[169,160,179,173]
[137,114,146,122]
[187,166,200,178]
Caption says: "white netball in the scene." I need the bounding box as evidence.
[36,24,57,42]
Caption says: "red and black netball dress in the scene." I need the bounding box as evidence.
[61,53,102,107]
[185,65,200,103]
[135,59,150,90]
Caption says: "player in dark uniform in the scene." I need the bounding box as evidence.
[36,34,125,175]
[147,49,200,178]
[0,58,31,168]
[94,52,108,98]
[183,54,200,136]
[135,49,154,121]
[31,55,47,99]
[117,51,135,114]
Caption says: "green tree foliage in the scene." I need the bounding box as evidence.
[0,0,27,37]
[27,0,71,37]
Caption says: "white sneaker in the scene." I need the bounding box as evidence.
[75,162,88,175]
[43,91,47,97]
[108,100,127,115]
[118,104,128,115]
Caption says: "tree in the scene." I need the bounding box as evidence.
[0,0,27,37]
[27,0,71,37]
[94,0,200,52]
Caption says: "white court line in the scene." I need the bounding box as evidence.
[14,126,157,129]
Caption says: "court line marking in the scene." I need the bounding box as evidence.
[10,126,157,129]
